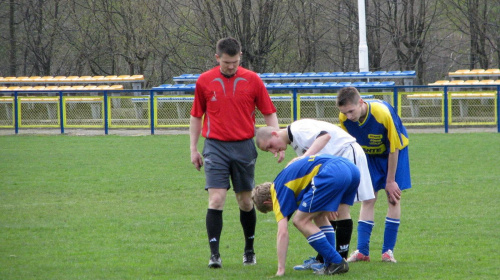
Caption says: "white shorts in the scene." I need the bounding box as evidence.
[336,143,375,202]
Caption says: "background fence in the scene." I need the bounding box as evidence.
[1,85,499,134]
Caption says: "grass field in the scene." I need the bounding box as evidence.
[1,133,499,279]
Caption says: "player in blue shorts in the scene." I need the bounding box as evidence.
[252,154,360,276]
[255,119,375,269]
[336,86,412,263]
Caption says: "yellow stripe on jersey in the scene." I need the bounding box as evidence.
[284,164,321,197]
[271,164,322,222]
[270,184,284,221]
[370,102,409,152]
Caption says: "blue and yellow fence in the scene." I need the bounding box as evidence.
[0,84,499,134]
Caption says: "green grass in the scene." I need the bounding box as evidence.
[1,133,499,279]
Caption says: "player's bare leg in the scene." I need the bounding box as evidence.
[382,191,401,263]
[293,212,348,275]
[348,195,377,262]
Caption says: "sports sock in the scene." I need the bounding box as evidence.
[330,220,338,231]
[315,254,324,263]
[206,208,223,255]
[240,207,256,252]
[316,220,339,262]
[382,217,400,253]
[320,225,336,247]
[307,231,343,264]
[357,220,374,256]
[335,219,353,259]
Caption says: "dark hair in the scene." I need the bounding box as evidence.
[336,87,361,107]
[216,37,241,56]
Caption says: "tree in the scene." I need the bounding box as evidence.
[377,0,439,83]
[20,0,64,75]
[444,0,499,69]
[156,0,290,73]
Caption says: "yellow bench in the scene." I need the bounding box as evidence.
[428,79,500,86]
[406,93,496,117]
[0,85,124,91]
[448,69,500,78]
[0,75,143,83]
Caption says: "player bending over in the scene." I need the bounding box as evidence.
[252,154,360,276]
[255,119,375,270]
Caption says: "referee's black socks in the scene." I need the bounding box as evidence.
[240,207,256,253]
[206,209,223,256]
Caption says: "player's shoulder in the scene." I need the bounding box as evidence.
[369,100,393,115]
[237,67,259,78]
[197,66,219,82]
[295,118,335,128]
[290,119,319,134]
[339,113,348,122]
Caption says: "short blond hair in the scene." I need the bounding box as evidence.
[252,182,273,213]
[255,126,278,151]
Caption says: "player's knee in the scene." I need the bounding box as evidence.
[208,193,226,209]
[362,198,376,207]
[238,200,254,212]
[337,204,351,218]
[235,193,253,211]
[292,215,307,230]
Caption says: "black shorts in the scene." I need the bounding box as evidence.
[202,138,258,193]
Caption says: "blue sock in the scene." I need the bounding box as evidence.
[307,231,343,264]
[357,220,374,256]
[382,217,400,253]
[320,225,336,248]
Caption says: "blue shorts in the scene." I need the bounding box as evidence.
[202,138,257,193]
[367,146,412,192]
[298,158,360,213]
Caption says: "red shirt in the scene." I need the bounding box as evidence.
[191,66,276,141]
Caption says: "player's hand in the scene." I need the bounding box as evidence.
[191,151,203,171]
[274,150,286,163]
[385,181,401,205]
[327,211,339,221]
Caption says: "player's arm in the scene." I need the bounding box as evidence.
[276,218,289,276]
[386,149,402,205]
[189,116,204,171]
[263,112,279,129]
[302,131,330,157]
[382,110,403,204]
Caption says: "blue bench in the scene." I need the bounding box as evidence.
[152,81,396,92]
[172,71,415,84]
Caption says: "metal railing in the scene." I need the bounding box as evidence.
[0,84,498,134]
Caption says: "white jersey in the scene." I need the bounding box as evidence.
[288,119,375,202]
[288,119,355,156]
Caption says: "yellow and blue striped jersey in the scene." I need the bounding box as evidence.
[339,100,409,156]
[270,154,338,222]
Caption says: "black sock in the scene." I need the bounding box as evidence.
[331,220,338,231]
[240,207,256,252]
[315,254,324,263]
[206,209,223,255]
[334,219,353,259]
